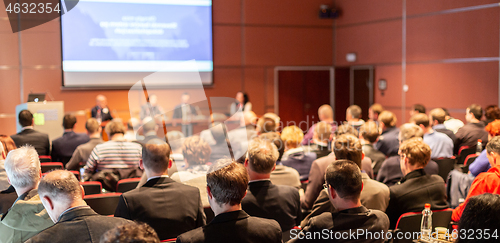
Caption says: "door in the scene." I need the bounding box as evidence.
[351,66,374,121]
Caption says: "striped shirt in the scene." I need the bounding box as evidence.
[84,141,142,173]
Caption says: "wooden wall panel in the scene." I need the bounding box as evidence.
[243,67,266,116]
[406,0,499,16]
[333,0,402,25]
[0,33,18,65]
[213,26,242,66]
[213,0,241,24]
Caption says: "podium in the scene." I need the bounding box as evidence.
[16,101,64,142]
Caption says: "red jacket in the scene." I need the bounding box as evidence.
[452,165,500,221]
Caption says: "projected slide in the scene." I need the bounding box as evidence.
[61,0,213,87]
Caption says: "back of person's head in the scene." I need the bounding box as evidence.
[281,126,303,146]
[206,158,248,206]
[399,137,431,167]
[335,124,358,137]
[485,105,500,121]
[0,135,17,160]
[399,123,424,142]
[486,120,500,137]
[442,107,450,117]
[210,123,228,144]
[413,104,426,114]
[370,103,383,116]
[314,121,332,142]
[467,104,483,120]
[62,114,77,129]
[105,120,125,137]
[38,170,83,221]
[325,160,362,202]
[486,136,500,154]
[247,138,279,174]
[347,105,362,119]
[429,108,446,124]
[258,132,284,162]
[244,111,257,126]
[18,109,33,127]
[458,193,500,243]
[359,121,379,143]
[257,117,277,134]
[318,104,333,121]
[378,111,397,128]
[4,145,41,190]
[167,130,185,152]
[142,139,171,174]
[411,113,430,128]
[182,136,211,166]
[142,117,156,133]
[127,117,140,131]
[333,135,363,168]
[100,222,160,243]
[85,118,100,134]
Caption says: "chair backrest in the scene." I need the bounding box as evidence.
[161,239,177,242]
[40,162,64,173]
[80,181,102,195]
[116,178,141,193]
[462,154,478,173]
[84,192,122,215]
[394,209,453,243]
[457,146,476,166]
[39,155,52,163]
[433,158,456,181]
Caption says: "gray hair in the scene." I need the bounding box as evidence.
[246,138,279,174]
[38,170,82,204]
[4,145,41,189]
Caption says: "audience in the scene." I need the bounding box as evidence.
[91,95,113,122]
[455,104,488,153]
[359,121,386,176]
[171,136,212,207]
[385,137,448,229]
[0,135,16,191]
[301,135,390,227]
[412,113,454,159]
[25,170,130,243]
[457,193,500,243]
[335,124,374,178]
[368,103,384,122]
[84,120,143,191]
[176,159,282,243]
[374,111,400,156]
[452,136,500,222]
[66,118,104,170]
[377,123,439,186]
[429,108,457,144]
[482,105,500,126]
[228,111,258,159]
[280,126,316,180]
[302,104,336,145]
[138,117,162,145]
[410,104,426,117]
[51,114,90,166]
[256,116,277,135]
[290,160,390,243]
[443,107,465,134]
[100,222,160,243]
[304,121,332,159]
[114,139,205,240]
[10,110,50,156]
[124,117,141,142]
[208,123,233,162]
[469,119,500,176]
[0,146,53,243]
[242,138,301,234]
[345,104,365,131]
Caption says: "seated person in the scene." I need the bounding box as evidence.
[100,222,160,243]
[84,120,143,190]
[171,136,212,207]
[377,123,439,186]
[51,114,90,166]
[385,137,448,229]
[10,110,50,156]
[209,123,233,162]
[454,104,489,153]
[374,111,400,157]
[452,136,500,222]
[302,105,336,145]
[66,118,104,171]
[114,139,205,241]
[280,126,316,180]
[429,108,457,144]
[456,193,500,243]
[290,160,390,243]
[300,135,390,227]
[345,105,365,132]
[25,170,130,243]
[124,118,141,142]
[242,138,301,233]
[469,119,500,176]
[359,121,386,176]
[0,146,53,243]
[177,159,282,243]
[411,113,453,159]
[138,117,163,145]
[303,121,331,159]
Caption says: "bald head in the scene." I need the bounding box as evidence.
[318,105,333,121]
[96,95,107,108]
[244,111,257,126]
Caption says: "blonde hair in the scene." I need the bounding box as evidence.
[378,111,397,127]
[281,126,304,146]
[399,137,431,167]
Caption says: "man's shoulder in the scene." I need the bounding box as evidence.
[124,179,199,197]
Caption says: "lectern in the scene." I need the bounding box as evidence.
[16,101,64,141]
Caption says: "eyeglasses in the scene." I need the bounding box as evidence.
[323,183,329,189]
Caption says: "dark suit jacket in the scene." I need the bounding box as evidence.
[241,180,300,231]
[376,155,439,187]
[362,144,386,176]
[281,150,316,181]
[51,131,90,166]
[304,144,330,160]
[173,104,198,119]
[0,186,17,216]
[91,106,113,122]
[385,169,449,229]
[11,128,50,156]
[25,207,130,243]
[374,127,400,156]
[176,210,282,243]
[454,122,489,154]
[290,206,390,243]
[114,176,206,240]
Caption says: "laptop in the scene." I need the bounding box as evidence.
[28,93,46,103]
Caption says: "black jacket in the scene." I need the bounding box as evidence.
[0,186,17,216]
[114,176,205,240]
[51,131,89,166]
[11,129,50,156]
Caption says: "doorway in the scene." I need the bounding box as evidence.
[350,66,374,121]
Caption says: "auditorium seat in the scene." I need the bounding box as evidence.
[393,209,452,243]
[39,155,52,163]
[84,193,122,215]
[161,239,176,242]
[462,154,479,174]
[81,181,102,195]
[40,162,63,173]
[116,178,141,193]
[434,157,456,181]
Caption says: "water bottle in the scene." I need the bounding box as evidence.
[476,139,482,155]
[421,203,432,240]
